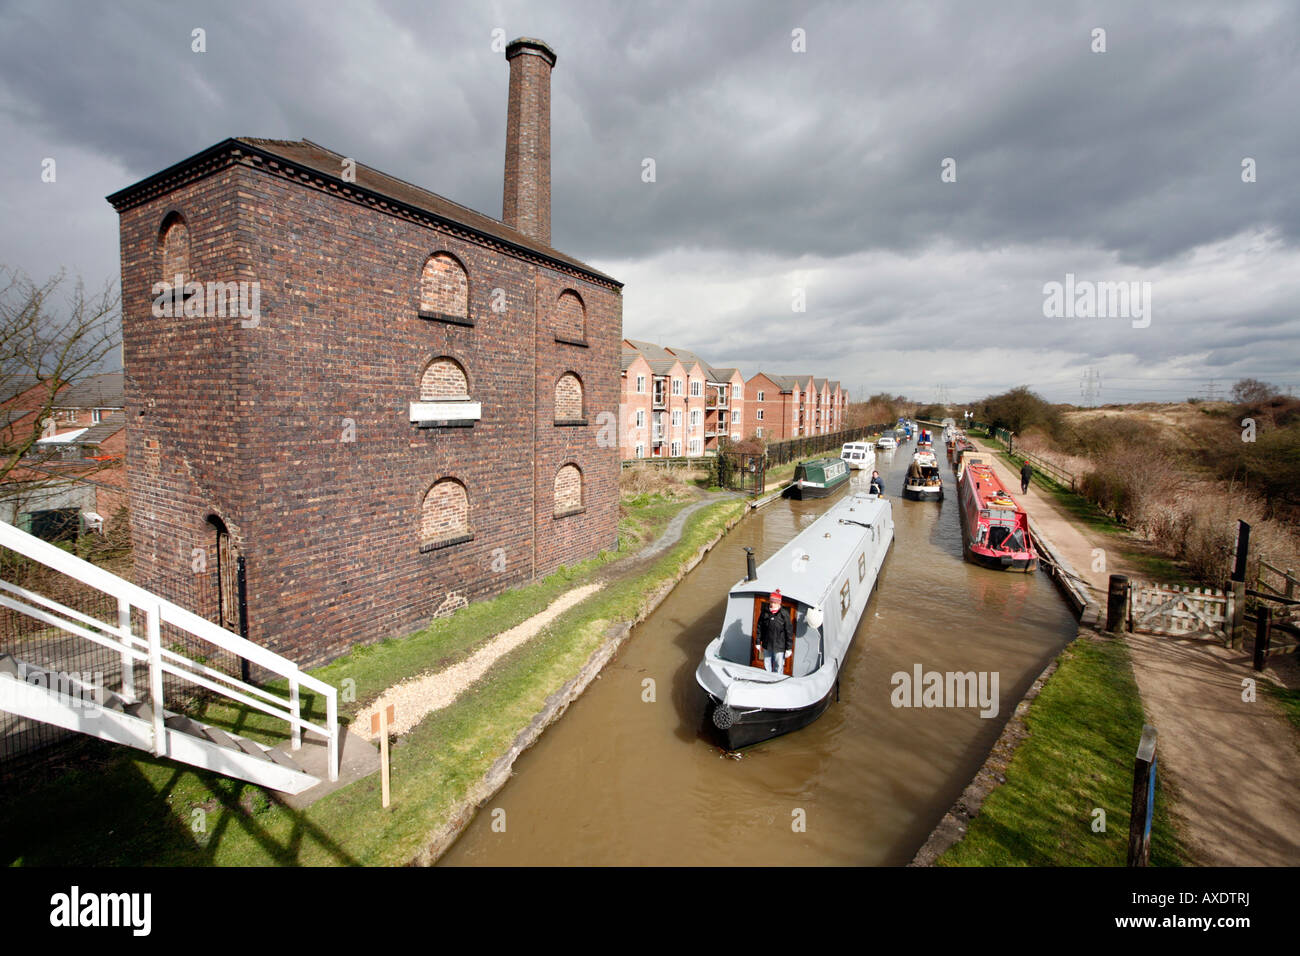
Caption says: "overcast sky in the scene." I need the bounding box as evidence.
[1,0,1297,404]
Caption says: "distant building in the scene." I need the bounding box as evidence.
[106,38,623,666]
[743,373,847,442]
[0,372,126,538]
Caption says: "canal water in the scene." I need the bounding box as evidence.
[439,442,1078,865]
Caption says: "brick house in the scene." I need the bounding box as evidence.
[106,37,623,666]
[619,347,653,459]
[742,373,849,442]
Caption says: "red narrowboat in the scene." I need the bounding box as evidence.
[957,461,1038,572]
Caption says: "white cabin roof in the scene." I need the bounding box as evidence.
[734,492,889,607]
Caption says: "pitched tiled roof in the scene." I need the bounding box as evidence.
[52,372,124,410]
[75,411,126,445]
[107,138,620,288]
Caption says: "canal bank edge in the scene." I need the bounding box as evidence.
[909,514,1100,866]
[411,494,755,865]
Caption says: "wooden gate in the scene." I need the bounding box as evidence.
[1128,583,1233,641]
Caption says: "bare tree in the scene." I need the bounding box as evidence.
[0,266,121,499]
[1230,378,1277,406]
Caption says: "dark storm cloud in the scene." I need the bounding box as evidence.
[0,0,1296,401]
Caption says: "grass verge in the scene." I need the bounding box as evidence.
[937,633,1187,866]
[0,493,747,867]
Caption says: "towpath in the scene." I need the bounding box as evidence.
[970,436,1300,866]
[355,490,742,740]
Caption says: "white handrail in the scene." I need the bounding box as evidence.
[0,519,338,781]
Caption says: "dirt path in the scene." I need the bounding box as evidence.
[971,436,1300,865]
[355,490,741,741]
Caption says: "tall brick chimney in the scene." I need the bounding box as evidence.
[502,37,557,246]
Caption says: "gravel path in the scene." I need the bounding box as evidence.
[354,582,604,739]
[354,489,741,742]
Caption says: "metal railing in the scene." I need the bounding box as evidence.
[0,519,338,781]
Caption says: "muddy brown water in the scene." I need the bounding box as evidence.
[439,445,1078,865]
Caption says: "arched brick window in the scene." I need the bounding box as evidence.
[420,478,471,551]
[421,357,469,401]
[554,372,584,422]
[419,252,469,322]
[554,463,583,516]
[160,213,190,285]
[555,290,586,344]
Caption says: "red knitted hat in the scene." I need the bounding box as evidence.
[770,590,782,602]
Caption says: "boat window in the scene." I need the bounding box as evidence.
[839,579,851,617]
[1006,529,1026,552]
[858,552,866,581]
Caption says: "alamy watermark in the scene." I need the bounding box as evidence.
[1042,273,1151,329]
[890,664,999,718]
[152,275,261,327]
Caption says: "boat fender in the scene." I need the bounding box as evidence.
[712,704,736,730]
[805,606,824,629]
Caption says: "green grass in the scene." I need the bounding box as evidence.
[1263,681,1300,735]
[937,634,1187,866]
[0,494,748,867]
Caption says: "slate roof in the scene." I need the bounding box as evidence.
[108,138,620,287]
[52,372,124,410]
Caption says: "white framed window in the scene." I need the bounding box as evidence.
[635,443,644,458]
[690,409,701,426]
[92,409,103,424]
[635,409,645,428]
[671,441,681,456]
[731,410,740,423]
[757,409,764,421]
[690,380,702,397]
[756,390,765,402]
[689,438,702,455]
[672,378,682,396]
[732,384,741,398]
[672,409,682,427]
[636,375,645,393]
[756,427,763,437]
[731,432,740,441]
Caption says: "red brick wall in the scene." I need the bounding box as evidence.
[116,158,620,667]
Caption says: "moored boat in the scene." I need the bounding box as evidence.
[785,457,850,499]
[839,441,874,470]
[902,450,944,501]
[957,461,1038,572]
[695,492,895,748]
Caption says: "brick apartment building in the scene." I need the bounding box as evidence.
[743,373,848,442]
[107,38,622,666]
[619,342,849,456]
[618,340,747,459]
[1,372,127,537]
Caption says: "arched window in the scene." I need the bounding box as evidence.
[419,252,469,323]
[555,290,586,344]
[420,478,471,551]
[554,372,584,423]
[554,463,583,516]
[160,213,190,285]
[421,357,469,401]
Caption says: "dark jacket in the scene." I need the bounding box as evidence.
[1020,463,1033,482]
[757,604,793,654]
[869,476,884,495]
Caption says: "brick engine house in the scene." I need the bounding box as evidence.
[107,38,622,666]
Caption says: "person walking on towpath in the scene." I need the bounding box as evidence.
[757,589,793,674]
[1020,460,1033,494]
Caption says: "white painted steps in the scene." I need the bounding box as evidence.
[0,652,320,794]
